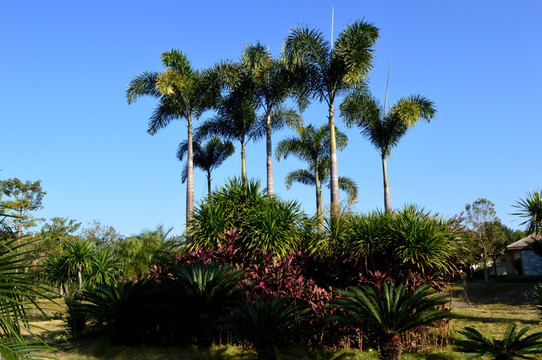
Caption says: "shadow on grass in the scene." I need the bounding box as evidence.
[454,313,539,325]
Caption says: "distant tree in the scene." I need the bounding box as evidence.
[513,189,542,236]
[80,220,123,245]
[39,217,81,252]
[341,91,436,213]
[0,178,46,238]
[464,198,498,281]
[177,136,234,195]
[483,219,508,278]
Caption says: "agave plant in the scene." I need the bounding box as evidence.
[456,325,542,360]
[329,282,450,360]
[223,297,307,360]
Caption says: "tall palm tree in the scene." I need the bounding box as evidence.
[283,20,379,216]
[512,189,542,235]
[242,42,303,196]
[341,90,436,213]
[177,136,234,195]
[126,50,218,223]
[329,282,450,360]
[275,124,355,229]
[196,89,262,183]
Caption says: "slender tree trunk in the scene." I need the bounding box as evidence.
[241,143,247,184]
[77,268,82,297]
[266,109,274,196]
[315,170,323,232]
[328,103,340,217]
[382,155,392,213]
[186,117,195,223]
[483,250,489,281]
[207,170,212,196]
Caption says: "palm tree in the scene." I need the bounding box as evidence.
[126,50,218,222]
[61,239,95,297]
[275,124,355,229]
[283,20,379,216]
[242,42,302,196]
[456,325,542,360]
[329,282,450,360]
[177,136,234,195]
[341,90,436,213]
[512,189,542,235]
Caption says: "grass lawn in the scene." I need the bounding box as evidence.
[30,280,542,359]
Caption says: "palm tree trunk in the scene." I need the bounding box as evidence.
[328,103,340,217]
[266,110,274,197]
[207,170,212,196]
[382,155,392,213]
[77,267,82,297]
[241,143,247,184]
[186,117,195,223]
[379,333,402,360]
[315,170,323,231]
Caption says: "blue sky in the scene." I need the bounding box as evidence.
[1,1,541,236]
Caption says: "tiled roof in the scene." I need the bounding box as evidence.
[507,234,541,250]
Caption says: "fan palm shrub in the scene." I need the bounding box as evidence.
[455,325,542,360]
[224,297,308,360]
[329,282,450,360]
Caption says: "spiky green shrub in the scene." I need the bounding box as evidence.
[223,297,308,360]
[0,213,49,358]
[329,282,451,360]
[456,325,542,360]
[186,178,306,261]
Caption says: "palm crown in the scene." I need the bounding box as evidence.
[283,20,379,215]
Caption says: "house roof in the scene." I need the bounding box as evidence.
[507,235,541,250]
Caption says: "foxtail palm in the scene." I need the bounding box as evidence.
[341,91,436,213]
[329,282,450,360]
[126,50,218,222]
[243,42,302,196]
[276,124,353,229]
[284,20,379,216]
[177,136,234,195]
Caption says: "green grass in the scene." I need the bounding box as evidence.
[31,279,542,359]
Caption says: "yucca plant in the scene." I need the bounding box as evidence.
[329,282,450,360]
[456,325,542,360]
[513,189,542,236]
[223,297,307,360]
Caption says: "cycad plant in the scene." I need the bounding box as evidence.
[456,325,542,360]
[165,263,244,345]
[223,297,307,360]
[329,282,450,360]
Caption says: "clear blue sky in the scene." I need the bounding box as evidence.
[1,1,540,236]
